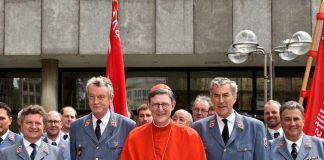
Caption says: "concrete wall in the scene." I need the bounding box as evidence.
[0,0,318,64]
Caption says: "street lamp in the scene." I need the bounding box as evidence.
[227,30,311,103]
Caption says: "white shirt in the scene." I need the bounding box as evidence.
[23,138,42,156]
[59,131,69,140]
[216,111,235,137]
[268,127,284,138]
[92,111,110,135]
[0,130,9,143]
[285,133,303,153]
[47,136,60,146]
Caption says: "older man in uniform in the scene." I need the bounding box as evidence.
[0,105,63,160]
[0,102,22,149]
[270,101,324,160]
[70,76,136,160]
[193,77,270,160]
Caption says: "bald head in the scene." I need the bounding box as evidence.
[45,111,62,140]
[172,109,193,127]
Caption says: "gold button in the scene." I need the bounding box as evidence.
[96,146,99,150]
[224,148,227,152]
[96,158,99,160]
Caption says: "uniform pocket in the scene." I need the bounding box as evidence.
[237,143,253,160]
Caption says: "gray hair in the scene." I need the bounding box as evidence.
[192,95,212,110]
[280,100,304,118]
[209,77,238,96]
[86,76,114,97]
[173,109,193,126]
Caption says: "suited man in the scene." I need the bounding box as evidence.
[270,101,324,160]
[264,100,283,140]
[44,110,70,160]
[193,77,270,160]
[70,76,136,160]
[0,102,22,149]
[0,105,63,160]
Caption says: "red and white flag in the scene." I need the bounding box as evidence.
[303,22,324,138]
[106,0,128,117]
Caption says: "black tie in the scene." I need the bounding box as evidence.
[0,138,3,144]
[30,143,37,160]
[274,132,280,138]
[222,119,229,144]
[291,143,298,160]
[51,142,57,146]
[95,119,101,140]
[63,134,68,140]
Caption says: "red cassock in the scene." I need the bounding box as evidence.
[121,120,206,160]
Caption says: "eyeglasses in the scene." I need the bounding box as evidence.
[151,103,171,110]
[193,108,208,113]
[46,120,61,125]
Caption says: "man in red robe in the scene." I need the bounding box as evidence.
[121,84,206,160]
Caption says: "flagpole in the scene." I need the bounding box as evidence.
[299,0,324,104]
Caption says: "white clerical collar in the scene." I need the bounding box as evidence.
[268,127,283,138]
[285,133,303,153]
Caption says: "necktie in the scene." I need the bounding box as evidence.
[274,132,280,138]
[221,119,229,144]
[63,134,68,140]
[0,138,3,144]
[95,119,101,140]
[30,143,37,160]
[51,142,57,146]
[291,143,298,160]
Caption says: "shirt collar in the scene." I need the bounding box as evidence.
[1,130,9,142]
[216,110,235,123]
[47,136,60,145]
[267,127,283,138]
[285,133,303,152]
[92,111,110,127]
[23,137,42,149]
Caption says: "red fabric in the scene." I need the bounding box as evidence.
[106,0,128,117]
[303,22,324,138]
[120,121,206,160]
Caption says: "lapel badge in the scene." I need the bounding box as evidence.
[8,134,15,142]
[16,145,23,153]
[77,144,82,157]
[111,119,117,127]
[209,120,215,128]
[305,156,320,160]
[237,121,244,129]
[42,144,49,154]
[263,137,268,148]
[304,139,312,148]
[85,119,91,127]
[276,140,285,148]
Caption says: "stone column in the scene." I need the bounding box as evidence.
[41,59,58,111]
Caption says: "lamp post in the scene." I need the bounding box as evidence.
[227,30,311,104]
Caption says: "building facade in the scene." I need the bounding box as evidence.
[0,0,320,119]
